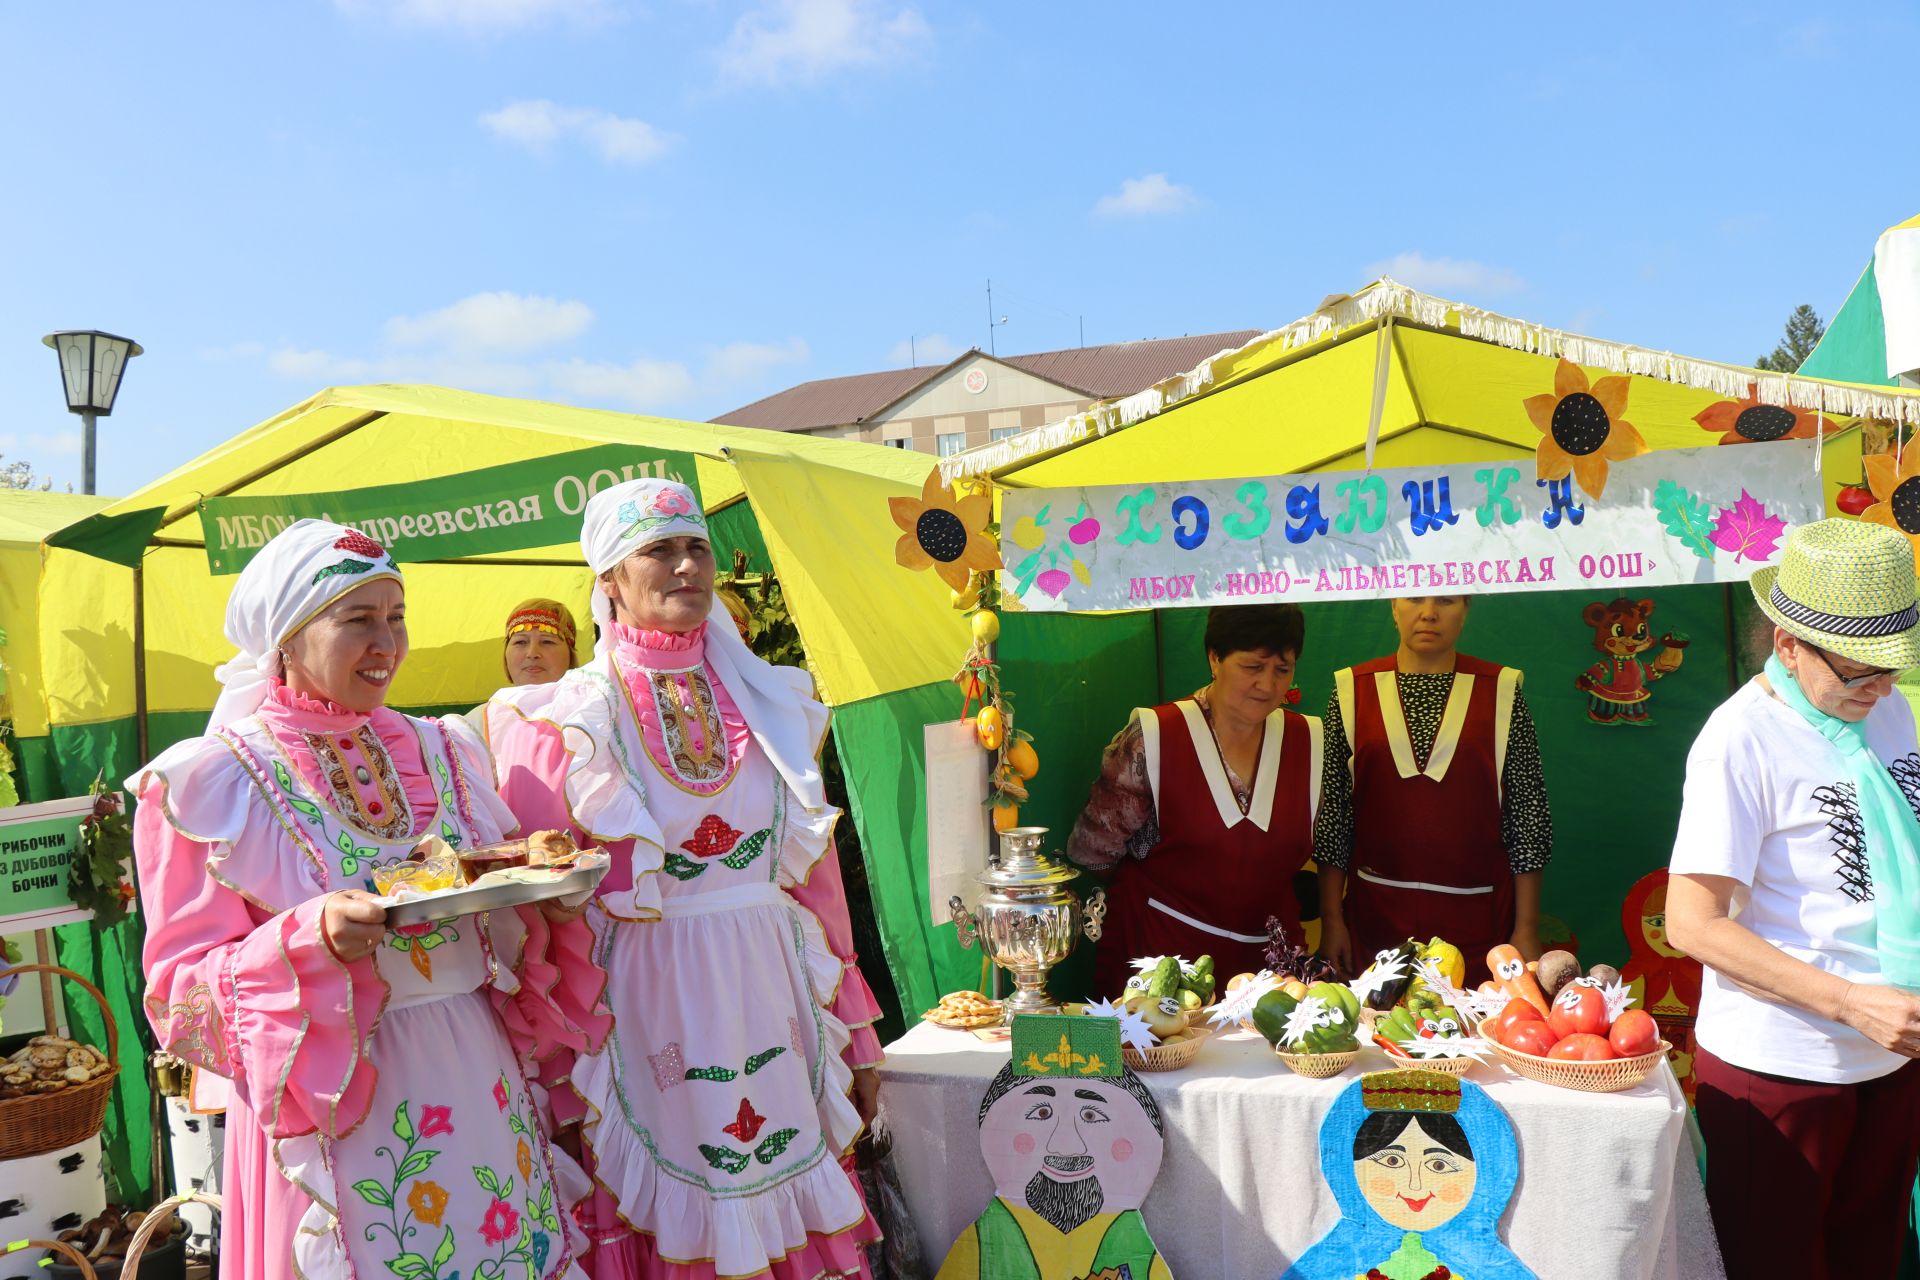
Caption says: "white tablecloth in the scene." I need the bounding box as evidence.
[880,1023,1726,1280]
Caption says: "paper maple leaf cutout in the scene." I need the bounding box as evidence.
[1708,490,1787,563]
[723,1097,766,1143]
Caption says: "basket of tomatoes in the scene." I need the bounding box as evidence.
[1479,944,1671,1094]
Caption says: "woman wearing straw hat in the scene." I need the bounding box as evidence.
[1667,518,1920,1277]
[127,521,609,1280]
[485,479,885,1280]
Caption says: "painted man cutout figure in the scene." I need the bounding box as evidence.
[937,1015,1174,1280]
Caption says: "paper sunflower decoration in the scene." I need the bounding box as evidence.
[1693,385,1823,446]
[1524,358,1649,500]
[1859,448,1920,559]
[889,470,1000,591]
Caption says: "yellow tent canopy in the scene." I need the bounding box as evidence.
[0,491,113,743]
[38,383,967,744]
[945,278,1920,488]
[30,385,978,1205]
[854,278,1920,1027]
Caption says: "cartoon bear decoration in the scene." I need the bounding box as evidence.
[937,1014,1173,1280]
[1574,598,1686,725]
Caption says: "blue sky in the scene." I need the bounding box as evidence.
[1,0,1916,496]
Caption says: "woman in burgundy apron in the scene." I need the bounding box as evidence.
[1065,605,1322,996]
[1313,596,1554,988]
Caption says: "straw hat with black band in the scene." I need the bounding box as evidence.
[1751,518,1920,671]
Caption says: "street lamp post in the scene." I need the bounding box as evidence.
[41,330,142,495]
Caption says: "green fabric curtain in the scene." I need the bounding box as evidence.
[707,499,775,576]
[35,716,154,1204]
[846,587,1744,1028]
[832,682,971,1023]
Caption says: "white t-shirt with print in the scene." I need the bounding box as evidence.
[1670,678,1920,1084]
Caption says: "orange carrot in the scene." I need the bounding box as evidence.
[1487,944,1550,1016]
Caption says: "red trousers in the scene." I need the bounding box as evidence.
[1694,1046,1920,1278]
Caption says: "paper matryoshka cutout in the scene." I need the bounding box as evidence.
[1280,1069,1535,1280]
[1620,869,1701,1100]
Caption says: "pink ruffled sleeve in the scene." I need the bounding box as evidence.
[486,906,611,1067]
[135,782,387,1140]
[466,709,612,1124]
[785,837,885,1070]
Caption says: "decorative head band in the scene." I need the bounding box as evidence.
[505,598,577,647]
[1360,1068,1462,1115]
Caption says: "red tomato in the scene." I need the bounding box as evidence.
[1548,1033,1619,1062]
[1489,997,1544,1044]
[1836,485,1875,516]
[1609,1009,1660,1058]
[1502,1020,1559,1057]
[1547,983,1609,1040]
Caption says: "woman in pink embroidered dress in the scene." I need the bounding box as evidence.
[129,521,610,1280]
[485,479,885,1280]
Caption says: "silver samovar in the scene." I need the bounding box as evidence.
[949,826,1105,1017]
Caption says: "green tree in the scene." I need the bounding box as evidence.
[1754,304,1826,373]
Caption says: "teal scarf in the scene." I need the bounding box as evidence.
[1766,654,1920,986]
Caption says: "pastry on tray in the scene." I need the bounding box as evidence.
[924,990,1005,1029]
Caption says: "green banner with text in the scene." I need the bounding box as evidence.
[0,797,94,931]
[200,443,700,574]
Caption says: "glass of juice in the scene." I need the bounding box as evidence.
[459,840,531,884]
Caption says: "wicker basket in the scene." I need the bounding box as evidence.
[1486,1038,1672,1093]
[1377,1051,1478,1077]
[1122,1026,1210,1072]
[1275,1047,1360,1078]
[122,1192,221,1280]
[0,964,121,1162]
[5,1238,97,1279]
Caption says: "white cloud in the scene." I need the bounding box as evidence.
[888,333,960,366]
[0,430,84,460]
[333,0,613,33]
[270,348,351,380]
[718,0,929,88]
[384,291,594,353]
[267,346,540,394]
[480,100,675,165]
[263,290,804,415]
[1093,174,1198,218]
[547,338,809,411]
[1362,252,1527,297]
[547,355,697,408]
[705,338,809,386]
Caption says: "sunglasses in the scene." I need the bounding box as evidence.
[1809,645,1901,689]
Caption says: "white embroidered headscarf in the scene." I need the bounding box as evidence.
[207,519,402,731]
[582,479,827,813]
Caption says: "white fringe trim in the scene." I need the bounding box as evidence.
[938,278,1920,482]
